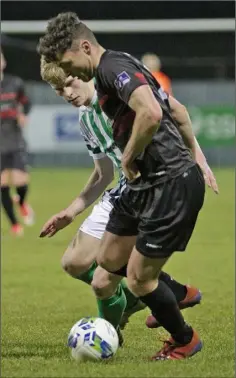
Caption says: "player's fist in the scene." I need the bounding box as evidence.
[122,158,141,181]
[39,210,74,238]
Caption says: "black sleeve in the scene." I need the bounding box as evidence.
[98,54,149,104]
[16,78,32,115]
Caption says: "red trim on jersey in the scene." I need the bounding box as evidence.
[99,95,109,107]
[134,72,148,84]
[18,95,29,104]
[0,108,18,119]
[0,92,17,101]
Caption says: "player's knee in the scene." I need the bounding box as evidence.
[91,267,116,299]
[96,253,112,271]
[61,250,91,278]
[127,274,153,297]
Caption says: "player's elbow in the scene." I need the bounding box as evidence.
[97,167,114,186]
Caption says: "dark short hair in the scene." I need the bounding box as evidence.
[37,12,98,62]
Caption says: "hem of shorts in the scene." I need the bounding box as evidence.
[79,226,103,240]
[105,226,138,237]
[135,245,186,258]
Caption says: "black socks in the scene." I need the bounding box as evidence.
[16,184,28,206]
[140,280,193,344]
[1,186,18,225]
[159,271,187,302]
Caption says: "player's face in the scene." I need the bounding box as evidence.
[54,76,90,107]
[59,41,94,82]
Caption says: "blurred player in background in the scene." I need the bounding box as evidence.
[141,53,173,95]
[0,50,34,236]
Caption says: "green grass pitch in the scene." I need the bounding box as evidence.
[1,168,235,377]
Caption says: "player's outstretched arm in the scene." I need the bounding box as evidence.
[66,156,114,217]
[122,85,163,180]
[39,157,114,237]
[169,95,219,194]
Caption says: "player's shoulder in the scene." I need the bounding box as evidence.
[100,50,134,65]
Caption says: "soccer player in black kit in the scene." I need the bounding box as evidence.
[38,13,219,360]
[1,50,34,235]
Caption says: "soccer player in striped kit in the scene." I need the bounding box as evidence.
[0,50,34,235]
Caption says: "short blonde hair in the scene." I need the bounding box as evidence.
[40,56,67,87]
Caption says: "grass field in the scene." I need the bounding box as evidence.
[1,168,235,378]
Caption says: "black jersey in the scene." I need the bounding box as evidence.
[0,74,31,153]
[95,50,194,189]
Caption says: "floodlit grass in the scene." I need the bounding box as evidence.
[1,168,235,377]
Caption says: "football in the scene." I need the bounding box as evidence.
[67,317,119,362]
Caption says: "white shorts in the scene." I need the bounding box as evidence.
[79,192,114,240]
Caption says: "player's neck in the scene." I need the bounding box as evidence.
[92,45,106,68]
[85,80,96,105]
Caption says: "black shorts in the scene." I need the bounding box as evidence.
[1,150,28,172]
[106,164,205,258]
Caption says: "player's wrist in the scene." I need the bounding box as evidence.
[65,198,86,219]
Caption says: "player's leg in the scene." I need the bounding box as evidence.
[91,266,127,332]
[61,199,144,336]
[128,166,205,359]
[11,149,34,226]
[62,230,133,345]
[146,271,202,328]
[98,166,205,359]
[1,154,23,235]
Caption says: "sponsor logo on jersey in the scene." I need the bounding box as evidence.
[114,71,131,89]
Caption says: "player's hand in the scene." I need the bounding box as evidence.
[39,210,74,238]
[122,158,141,181]
[200,161,219,194]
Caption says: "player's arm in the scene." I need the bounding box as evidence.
[99,59,163,180]
[40,156,114,238]
[122,85,163,180]
[16,78,32,127]
[65,156,114,219]
[169,95,219,194]
[168,96,197,158]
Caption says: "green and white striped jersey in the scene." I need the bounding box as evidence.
[79,90,126,200]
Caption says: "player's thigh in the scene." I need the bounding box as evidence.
[11,169,29,186]
[10,150,29,186]
[97,231,136,272]
[1,169,11,186]
[1,153,12,186]
[62,231,100,276]
[98,193,139,271]
[136,165,205,257]
[127,246,169,295]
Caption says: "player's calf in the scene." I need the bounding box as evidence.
[146,285,202,328]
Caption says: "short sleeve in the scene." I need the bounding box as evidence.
[98,54,148,104]
[79,117,106,160]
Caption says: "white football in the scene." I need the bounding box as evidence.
[67,317,119,362]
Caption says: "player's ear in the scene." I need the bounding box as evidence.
[81,40,91,55]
